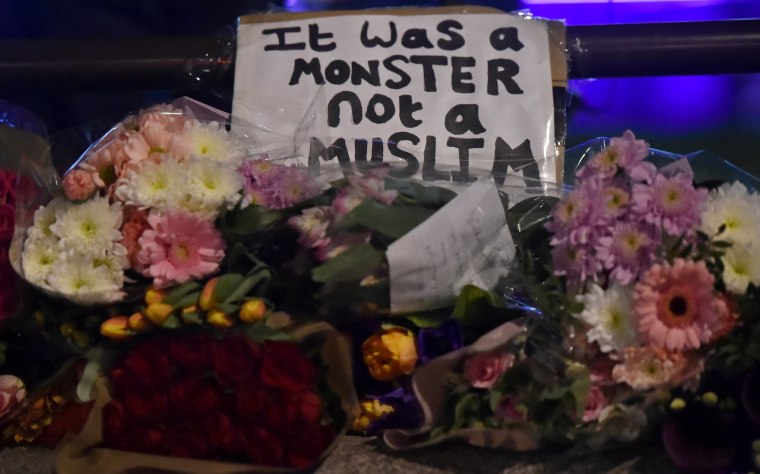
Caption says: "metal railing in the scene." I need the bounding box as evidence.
[1,19,759,91]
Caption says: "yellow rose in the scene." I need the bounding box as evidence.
[362,327,418,382]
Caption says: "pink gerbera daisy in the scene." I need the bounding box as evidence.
[136,211,225,287]
[633,259,720,351]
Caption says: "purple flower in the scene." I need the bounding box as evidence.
[416,320,464,364]
[363,386,422,435]
[288,206,332,250]
[576,130,650,181]
[333,171,397,217]
[238,159,320,209]
[596,221,657,285]
[551,240,604,289]
[631,172,707,236]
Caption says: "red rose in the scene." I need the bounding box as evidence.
[233,379,271,419]
[241,425,286,467]
[121,424,168,455]
[0,204,14,241]
[261,341,317,392]
[287,423,337,470]
[212,337,261,386]
[0,171,14,204]
[102,401,126,448]
[120,339,172,387]
[0,274,16,320]
[164,424,210,459]
[37,400,94,448]
[200,412,241,453]
[169,376,221,418]
[123,387,169,421]
[265,390,323,434]
[170,334,212,373]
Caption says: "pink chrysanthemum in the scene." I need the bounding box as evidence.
[333,171,397,216]
[633,259,720,351]
[576,130,651,181]
[136,211,225,287]
[612,346,704,391]
[596,221,657,285]
[631,172,707,236]
[288,206,333,250]
[239,159,319,210]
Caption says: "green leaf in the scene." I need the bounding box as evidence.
[312,243,384,283]
[222,272,270,305]
[452,285,511,330]
[213,274,245,302]
[339,199,436,239]
[244,321,293,343]
[221,205,283,235]
[172,291,201,310]
[180,311,202,325]
[452,393,481,430]
[162,314,181,329]
[163,281,202,306]
[567,363,591,419]
[402,312,451,328]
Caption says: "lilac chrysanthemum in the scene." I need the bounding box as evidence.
[238,159,320,210]
[551,239,604,289]
[597,221,658,285]
[631,172,707,236]
[333,171,397,216]
[576,130,652,181]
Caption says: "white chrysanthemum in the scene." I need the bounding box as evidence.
[46,254,124,304]
[50,197,123,256]
[21,236,60,285]
[27,198,69,241]
[700,182,760,245]
[183,120,244,165]
[576,283,639,353]
[115,158,185,211]
[722,242,760,294]
[181,158,243,216]
[92,245,129,287]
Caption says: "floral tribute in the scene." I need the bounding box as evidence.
[101,333,339,469]
[397,132,760,470]
[18,103,320,304]
[0,169,18,320]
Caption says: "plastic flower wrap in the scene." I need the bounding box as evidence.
[380,132,760,462]
[55,320,358,473]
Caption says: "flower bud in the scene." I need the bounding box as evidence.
[144,303,174,326]
[101,317,135,341]
[352,398,394,432]
[362,327,418,382]
[145,288,166,305]
[128,312,152,332]
[669,398,686,411]
[239,299,266,323]
[207,309,233,328]
[701,391,718,407]
[199,277,218,310]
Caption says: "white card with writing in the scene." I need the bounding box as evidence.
[234,12,556,186]
[386,178,515,313]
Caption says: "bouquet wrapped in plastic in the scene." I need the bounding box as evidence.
[377,131,760,473]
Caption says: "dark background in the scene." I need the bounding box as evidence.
[2,0,759,177]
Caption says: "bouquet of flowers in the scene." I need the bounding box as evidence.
[378,132,760,470]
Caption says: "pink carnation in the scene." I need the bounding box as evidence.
[464,351,514,389]
[136,211,225,287]
[62,169,97,202]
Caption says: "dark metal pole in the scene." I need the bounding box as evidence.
[0,19,759,91]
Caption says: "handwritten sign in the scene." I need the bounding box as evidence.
[235,9,558,187]
[386,178,515,313]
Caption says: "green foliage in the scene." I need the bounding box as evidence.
[337,199,437,240]
[312,243,384,284]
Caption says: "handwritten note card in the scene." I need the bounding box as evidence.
[387,178,515,313]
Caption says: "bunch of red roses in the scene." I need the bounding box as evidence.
[102,333,338,469]
[0,169,17,320]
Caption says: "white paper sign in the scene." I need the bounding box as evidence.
[386,178,515,313]
[234,12,556,186]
